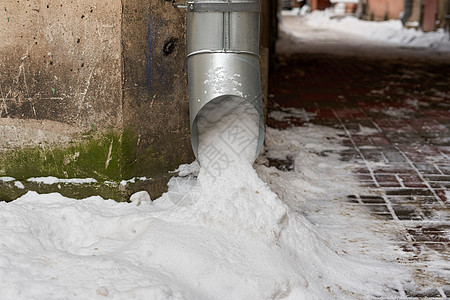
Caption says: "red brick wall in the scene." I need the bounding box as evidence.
[366,0,404,20]
[310,0,332,11]
[422,0,438,31]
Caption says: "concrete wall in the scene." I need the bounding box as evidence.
[121,0,192,182]
[422,0,449,31]
[0,1,122,129]
[409,0,423,24]
[437,0,449,29]
[0,0,193,201]
[422,0,438,31]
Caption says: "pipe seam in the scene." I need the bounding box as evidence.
[187,50,260,58]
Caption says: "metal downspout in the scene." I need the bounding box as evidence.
[401,0,413,25]
[175,0,264,164]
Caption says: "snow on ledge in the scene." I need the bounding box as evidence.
[27,177,98,185]
[0,177,15,182]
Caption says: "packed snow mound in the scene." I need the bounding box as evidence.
[0,102,408,299]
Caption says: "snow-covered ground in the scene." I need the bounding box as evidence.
[0,104,413,299]
[281,9,450,54]
[4,14,447,299]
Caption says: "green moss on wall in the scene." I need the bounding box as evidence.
[0,127,188,202]
[0,130,124,181]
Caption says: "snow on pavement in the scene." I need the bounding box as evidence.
[282,9,450,52]
[0,101,411,299]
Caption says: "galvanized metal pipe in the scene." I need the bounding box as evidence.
[185,0,265,163]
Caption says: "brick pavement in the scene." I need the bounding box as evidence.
[269,51,450,298]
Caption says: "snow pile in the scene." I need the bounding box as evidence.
[190,97,287,238]
[260,125,353,204]
[287,10,450,51]
[27,177,98,185]
[1,176,25,189]
[268,107,315,123]
[257,125,407,264]
[0,101,408,299]
[0,176,15,182]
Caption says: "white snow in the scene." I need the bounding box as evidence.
[358,124,380,135]
[268,107,315,123]
[14,181,25,189]
[258,126,407,265]
[120,177,151,186]
[129,191,152,206]
[27,177,98,185]
[0,98,411,299]
[0,176,15,182]
[282,9,450,52]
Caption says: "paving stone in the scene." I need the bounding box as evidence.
[374,213,395,221]
[414,163,442,175]
[393,205,422,221]
[429,181,450,189]
[406,225,450,243]
[374,119,416,133]
[346,195,359,204]
[385,132,429,145]
[397,174,427,188]
[375,174,402,187]
[356,174,373,181]
[406,119,448,133]
[354,166,370,174]
[352,135,378,147]
[389,196,442,206]
[428,136,450,146]
[369,136,392,146]
[359,181,379,188]
[444,286,450,297]
[424,175,450,182]
[436,165,450,175]
[405,288,442,298]
[435,189,449,203]
[423,110,450,121]
[269,50,450,300]
[364,204,391,215]
[267,156,295,172]
[372,165,415,174]
[339,149,361,162]
[359,195,385,204]
[386,189,434,197]
[359,149,387,162]
[382,149,408,163]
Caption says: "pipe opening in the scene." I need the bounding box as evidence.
[192,95,264,166]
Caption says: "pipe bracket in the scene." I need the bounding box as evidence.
[186,2,260,13]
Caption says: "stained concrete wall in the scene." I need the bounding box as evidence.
[409,0,423,25]
[437,0,449,29]
[0,0,192,201]
[0,1,122,129]
[121,0,192,181]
